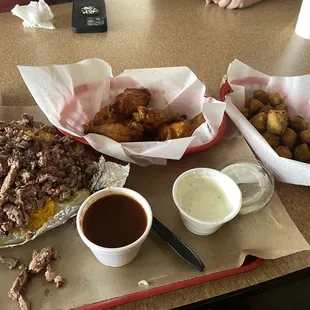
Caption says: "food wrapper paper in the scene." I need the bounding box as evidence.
[225,59,310,186]
[0,106,309,310]
[18,59,226,166]
[0,107,130,249]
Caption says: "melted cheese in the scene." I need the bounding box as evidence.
[26,199,56,231]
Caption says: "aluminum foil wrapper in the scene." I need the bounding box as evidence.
[0,156,130,248]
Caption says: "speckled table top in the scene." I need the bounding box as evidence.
[0,0,309,309]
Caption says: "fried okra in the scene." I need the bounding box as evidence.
[263,132,280,149]
[260,105,273,114]
[267,110,288,135]
[293,143,310,162]
[268,92,281,107]
[281,127,298,149]
[249,99,264,114]
[274,103,288,112]
[240,89,310,163]
[275,146,292,159]
[253,89,269,104]
[299,129,310,143]
[240,107,252,119]
[290,115,308,132]
[250,112,267,133]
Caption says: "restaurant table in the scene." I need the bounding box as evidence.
[0,0,310,309]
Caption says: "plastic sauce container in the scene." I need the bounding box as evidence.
[172,168,242,235]
[220,157,274,215]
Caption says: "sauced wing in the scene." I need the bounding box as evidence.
[89,106,117,126]
[188,113,206,134]
[109,88,151,120]
[157,113,205,141]
[157,121,189,140]
[83,88,206,143]
[88,88,151,125]
[133,106,186,127]
[83,122,143,142]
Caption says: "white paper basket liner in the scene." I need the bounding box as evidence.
[225,59,310,186]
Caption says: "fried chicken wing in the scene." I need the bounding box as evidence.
[127,120,145,133]
[127,120,159,141]
[83,122,142,142]
[109,88,152,121]
[158,121,188,140]
[84,88,206,143]
[133,106,186,127]
[157,113,205,141]
[89,106,117,126]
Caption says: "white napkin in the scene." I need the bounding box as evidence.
[11,0,55,30]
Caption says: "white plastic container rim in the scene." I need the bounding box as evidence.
[76,187,153,254]
[172,168,242,226]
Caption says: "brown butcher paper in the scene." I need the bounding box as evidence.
[0,106,308,310]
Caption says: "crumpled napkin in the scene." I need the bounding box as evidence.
[11,0,55,29]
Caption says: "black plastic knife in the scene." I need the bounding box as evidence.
[152,217,205,272]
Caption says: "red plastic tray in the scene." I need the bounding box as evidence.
[219,82,233,102]
[77,256,264,310]
[69,84,263,309]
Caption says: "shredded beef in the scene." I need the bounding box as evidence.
[7,246,65,309]
[3,204,29,228]
[0,160,20,207]
[0,154,9,177]
[18,295,31,310]
[0,114,98,235]
[28,247,57,274]
[8,268,29,301]
[21,114,33,126]
[1,221,13,235]
[44,264,55,282]
[0,209,6,225]
[54,275,66,288]
[0,255,19,269]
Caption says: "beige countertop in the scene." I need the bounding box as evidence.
[0,0,310,309]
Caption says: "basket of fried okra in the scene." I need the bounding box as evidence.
[240,90,310,163]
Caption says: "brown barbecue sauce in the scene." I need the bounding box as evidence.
[82,194,147,248]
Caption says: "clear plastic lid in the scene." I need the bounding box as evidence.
[220,157,274,215]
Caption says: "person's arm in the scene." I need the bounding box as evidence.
[206,0,263,9]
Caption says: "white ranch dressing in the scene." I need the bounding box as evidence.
[175,173,233,222]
